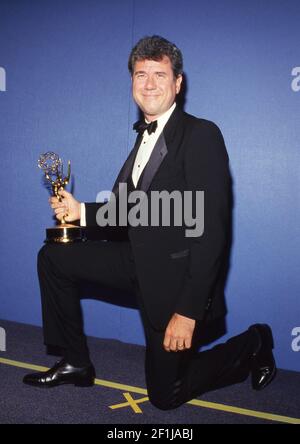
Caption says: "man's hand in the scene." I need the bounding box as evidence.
[163,313,196,352]
[49,189,81,223]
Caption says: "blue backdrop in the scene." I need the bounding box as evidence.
[0,0,299,371]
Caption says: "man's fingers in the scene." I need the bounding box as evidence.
[169,338,179,352]
[184,338,192,350]
[49,197,59,205]
[164,335,189,352]
[51,202,65,209]
[163,333,171,352]
[174,338,189,352]
[58,189,71,199]
[54,207,67,215]
[49,196,67,210]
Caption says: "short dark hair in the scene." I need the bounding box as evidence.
[128,35,183,78]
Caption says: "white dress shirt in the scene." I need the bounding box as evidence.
[131,102,176,187]
[80,103,176,226]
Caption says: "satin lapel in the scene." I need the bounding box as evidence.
[111,135,142,196]
[138,133,168,193]
[138,106,183,194]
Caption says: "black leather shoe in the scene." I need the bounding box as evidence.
[249,324,276,390]
[23,359,95,388]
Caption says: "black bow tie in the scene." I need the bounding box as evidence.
[133,119,158,135]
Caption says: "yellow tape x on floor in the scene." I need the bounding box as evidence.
[0,356,300,424]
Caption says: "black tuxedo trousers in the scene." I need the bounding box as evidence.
[38,240,256,410]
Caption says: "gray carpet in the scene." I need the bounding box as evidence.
[0,319,300,424]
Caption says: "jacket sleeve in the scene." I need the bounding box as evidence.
[84,202,104,227]
[175,120,231,320]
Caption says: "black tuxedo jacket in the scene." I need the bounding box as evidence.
[85,107,231,330]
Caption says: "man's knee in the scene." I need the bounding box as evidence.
[38,244,50,267]
[147,384,183,411]
[37,243,64,272]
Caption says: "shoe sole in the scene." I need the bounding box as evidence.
[23,378,95,388]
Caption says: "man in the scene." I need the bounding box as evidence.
[24,36,276,410]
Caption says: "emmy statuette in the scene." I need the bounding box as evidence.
[38,152,86,243]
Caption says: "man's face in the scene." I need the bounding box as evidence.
[132,56,182,121]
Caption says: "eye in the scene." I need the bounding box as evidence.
[135,73,146,79]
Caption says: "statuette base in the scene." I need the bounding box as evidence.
[45,224,86,243]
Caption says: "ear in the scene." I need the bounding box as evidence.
[175,75,183,94]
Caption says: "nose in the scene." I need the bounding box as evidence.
[144,75,156,90]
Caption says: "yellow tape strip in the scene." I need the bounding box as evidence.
[94,376,147,395]
[1,356,300,424]
[109,394,149,412]
[188,399,300,424]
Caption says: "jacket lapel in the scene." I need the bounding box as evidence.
[138,133,168,193]
[112,106,184,196]
[138,106,183,193]
[111,134,142,196]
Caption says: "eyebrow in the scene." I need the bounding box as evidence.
[134,71,167,76]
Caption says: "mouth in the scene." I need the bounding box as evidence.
[142,94,160,99]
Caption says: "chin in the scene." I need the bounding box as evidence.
[144,110,159,117]
[143,105,162,115]
[139,102,162,116]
